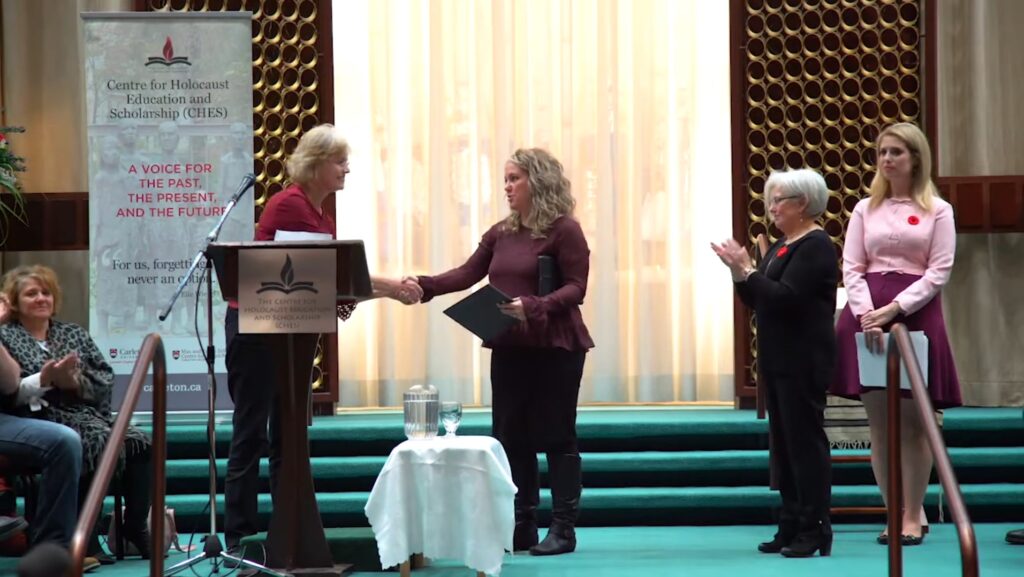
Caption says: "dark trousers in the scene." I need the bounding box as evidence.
[491,347,585,540]
[763,370,832,527]
[490,347,585,457]
[223,308,282,549]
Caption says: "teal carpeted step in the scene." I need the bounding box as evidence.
[162,446,1024,493]
[149,407,1024,457]
[116,482,1023,532]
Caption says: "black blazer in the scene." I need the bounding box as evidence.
[736,229,838,379]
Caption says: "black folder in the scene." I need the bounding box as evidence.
[538,255,563,296]
[443,284,518,341]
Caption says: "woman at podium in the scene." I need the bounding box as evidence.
[222,124,420,557]
[410,148,593,556]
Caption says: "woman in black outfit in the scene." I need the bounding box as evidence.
[712,168,836,557]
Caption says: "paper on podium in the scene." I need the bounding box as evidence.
[856,331,929,390]
[443,284,518,341]
[274,230,333,241]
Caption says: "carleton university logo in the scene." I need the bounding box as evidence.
[172,350,181,360]
[146,37,192,67]
[257,255,319,295]
[109,348,118,359]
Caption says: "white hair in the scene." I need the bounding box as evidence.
[764,168,829,219]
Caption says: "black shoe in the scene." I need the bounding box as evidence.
[876,533,889,545]
[0,516,27,542]
[900,533,924,546]
[513,521,539,552]
[781,530,833,558]
[1007,529,1024,545]
[509,454,540,552]
[529,523,576,556]
[758,531,796,554]
[528,453,581,557]
[123,527,153,559]
[94,551,116,565]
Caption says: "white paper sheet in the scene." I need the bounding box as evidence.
[856,331,929,390]
[274,230,333,241]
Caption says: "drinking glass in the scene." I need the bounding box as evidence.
[440,401,463,437]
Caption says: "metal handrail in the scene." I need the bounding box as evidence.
[885,323,977,577]
[69,334,167,577]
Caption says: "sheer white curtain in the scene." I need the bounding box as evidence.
[331,0,733,407]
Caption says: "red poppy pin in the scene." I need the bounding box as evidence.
[908,215,920,225]
[776,246,789,257]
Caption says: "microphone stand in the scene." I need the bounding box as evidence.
[159,174,285,577]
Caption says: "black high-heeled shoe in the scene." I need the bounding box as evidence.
[122,527,153,559]
[758,527,798,553]
[781,530,833,558]
[900,533,925,546]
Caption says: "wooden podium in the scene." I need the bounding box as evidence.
[209,241,372,576]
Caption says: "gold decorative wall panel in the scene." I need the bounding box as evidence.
[140,0,335,402]
[732,0,924,403]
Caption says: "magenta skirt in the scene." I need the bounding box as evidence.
[831,272,962,409]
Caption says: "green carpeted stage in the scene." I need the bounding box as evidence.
[4,406,1022,575]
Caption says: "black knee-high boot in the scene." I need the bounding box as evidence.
[510,454,540,551]
[529,453,581,556]
[121,455,153,559]
[758,501,800,553]
[780,508,832,558]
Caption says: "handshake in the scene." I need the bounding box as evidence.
[379,275,424,305]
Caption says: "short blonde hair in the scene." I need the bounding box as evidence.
[504,148,575,238]
[285,124,351,186]
[868,122,937,212]
[1,265,63,320]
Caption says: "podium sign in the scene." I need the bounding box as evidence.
[238,248,337,334]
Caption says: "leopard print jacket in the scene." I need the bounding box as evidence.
[0,319,150,475]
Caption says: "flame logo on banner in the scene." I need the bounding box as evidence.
[146,36,192,67]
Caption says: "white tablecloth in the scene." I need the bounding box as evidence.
[364,435,516,576]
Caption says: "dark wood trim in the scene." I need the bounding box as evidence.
[924,0,939,170]
[315,0,339,410]
[936,175,1024,232]
[729,0,756,408]
[0,192,89,251]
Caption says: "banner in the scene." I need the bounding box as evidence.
[83,12,255,411]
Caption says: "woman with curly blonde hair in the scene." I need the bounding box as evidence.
[410,148,593,556]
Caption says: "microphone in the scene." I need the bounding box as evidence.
[229,172,257,203]
[17,542,71,577]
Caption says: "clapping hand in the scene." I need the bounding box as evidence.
[41,352,81,391]
[710,238,754,281]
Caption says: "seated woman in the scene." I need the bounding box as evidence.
[0,265,152,561]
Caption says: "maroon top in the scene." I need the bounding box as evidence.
[419,216,594,351]
[256,183,336,240]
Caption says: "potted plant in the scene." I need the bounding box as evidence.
[0,122,27,246]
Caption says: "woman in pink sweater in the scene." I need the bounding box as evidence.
[831,123,960,546]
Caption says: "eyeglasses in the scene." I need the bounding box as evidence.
[768,194,800,206]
